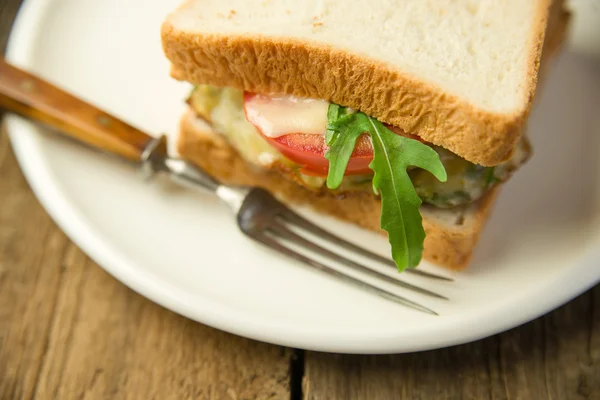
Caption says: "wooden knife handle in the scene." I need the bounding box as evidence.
[0,59,154,162]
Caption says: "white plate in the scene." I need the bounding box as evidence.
[5,0,600,354]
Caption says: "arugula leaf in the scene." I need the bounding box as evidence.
[325,104,357,145]
[368,118,447,270]
[325,103,344,145]
[324,109,369,189]
[325,106,447,271]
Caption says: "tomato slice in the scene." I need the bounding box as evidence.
[267,132,374,176]
[243,92,422,176]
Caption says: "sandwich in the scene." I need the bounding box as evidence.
[161,0,569,271]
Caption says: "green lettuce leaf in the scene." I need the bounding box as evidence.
[325,105,447,271]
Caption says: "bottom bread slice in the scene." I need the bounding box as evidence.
[177,110,499,271]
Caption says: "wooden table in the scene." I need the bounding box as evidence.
[0,2,598,399]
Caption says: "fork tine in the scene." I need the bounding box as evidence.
[277,209,453,282]
[270,222,448,300]
[252,234,438,315]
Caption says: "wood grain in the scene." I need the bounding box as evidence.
[0,3,290,400]
[0,59,155,162]
[1,1,599,400]
[0,125,292,399]
[303,288,599,399]
[0,0,20,55]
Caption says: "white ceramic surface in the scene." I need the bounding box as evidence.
[5,0,600,354]
[568,0,600,59]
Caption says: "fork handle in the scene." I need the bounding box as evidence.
[0,59,153,162]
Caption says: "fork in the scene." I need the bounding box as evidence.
[0,59,451,315]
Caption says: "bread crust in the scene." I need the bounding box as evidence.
[168,1,568,271]
[177,110,499,270]
[162,0,557,167]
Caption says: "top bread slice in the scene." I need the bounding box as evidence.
[162,0,558,166]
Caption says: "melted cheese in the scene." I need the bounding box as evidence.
[188,85,531,208]
[244,94,330,138]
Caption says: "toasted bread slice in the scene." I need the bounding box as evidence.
[177,110,499,270]
[163,0,567,166]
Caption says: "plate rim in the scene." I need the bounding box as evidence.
[4,0,600,354]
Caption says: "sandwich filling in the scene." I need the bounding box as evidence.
[187,84,530,269]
